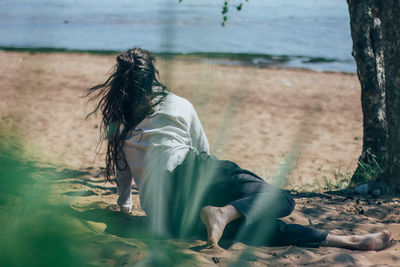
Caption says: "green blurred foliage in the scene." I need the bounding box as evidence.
[0,136,90,267]
[0,132,196,266]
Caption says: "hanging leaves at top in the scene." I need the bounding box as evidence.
[179,0,248,26]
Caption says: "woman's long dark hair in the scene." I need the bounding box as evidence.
[85,48,167,181]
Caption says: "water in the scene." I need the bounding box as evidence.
[0,0,355,72]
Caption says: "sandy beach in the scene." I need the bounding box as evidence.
[1,50,399,266]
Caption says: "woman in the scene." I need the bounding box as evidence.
[86,48,391,251]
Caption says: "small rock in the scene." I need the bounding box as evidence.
[369,181,389,195]
[354,184,369,195]
[212,257,219,264]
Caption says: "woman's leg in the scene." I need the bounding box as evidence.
[199,170,301,248]
[200,204,243,248]
[323,231,392,250]
[200,203,327,249]
[200,204,392,251]
[195,165,391,250]
[167,152,392,251]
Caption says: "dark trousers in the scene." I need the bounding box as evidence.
[144,150,328,247]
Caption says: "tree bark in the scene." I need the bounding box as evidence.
[379,1,400,191]
[347,0,387,185]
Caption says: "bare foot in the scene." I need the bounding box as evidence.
[200,206,228,249]
[355,230,392,251]
[323,230,392,251]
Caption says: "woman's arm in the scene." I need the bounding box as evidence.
[189,105,210,154]
[115,162,133,213]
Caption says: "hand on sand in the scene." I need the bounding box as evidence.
[107,204,132,214]
[205,241,225,252]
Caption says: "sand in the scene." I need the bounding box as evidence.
[0,50,399,266]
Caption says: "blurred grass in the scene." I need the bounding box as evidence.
[0,130,197,266]
[0,134,91,266]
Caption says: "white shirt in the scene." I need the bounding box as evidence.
[115,92,209,210]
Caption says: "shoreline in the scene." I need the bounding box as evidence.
[0,46,356,74]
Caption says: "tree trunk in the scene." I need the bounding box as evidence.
[347,0,387,185]
[379,1,400,191]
